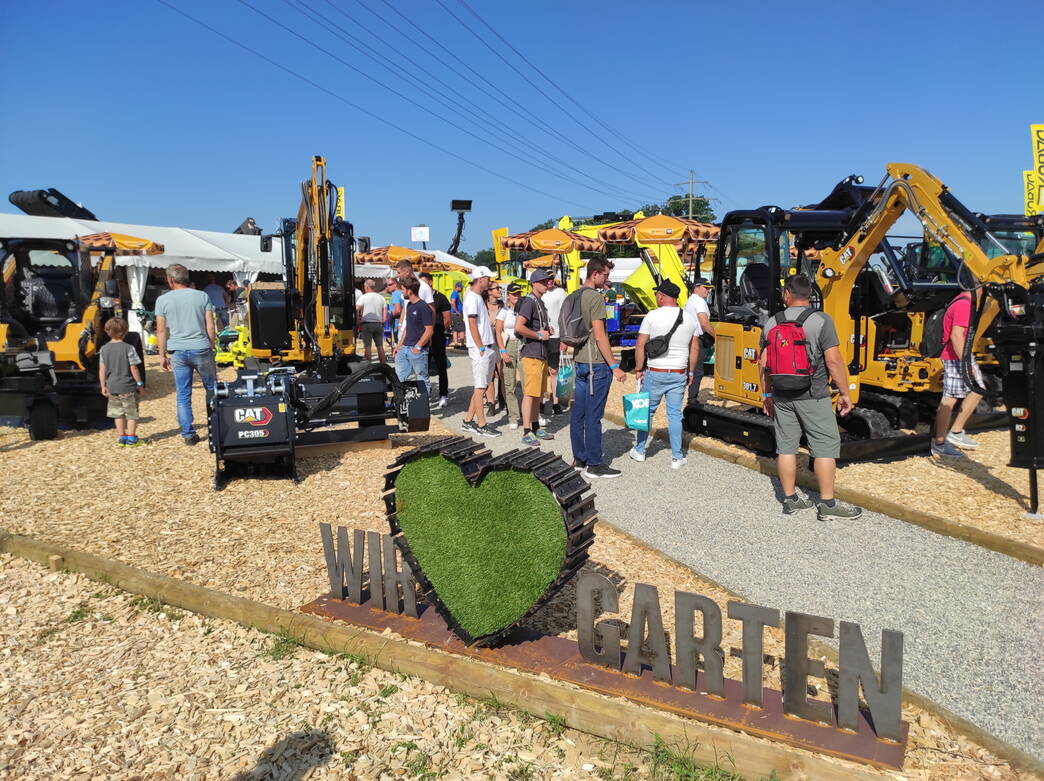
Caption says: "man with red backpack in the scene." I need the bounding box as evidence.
[930,287,984,458]
[758,274,862,520]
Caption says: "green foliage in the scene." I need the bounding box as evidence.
[472,248,496,266]
[544,711,567,737]
[528,218,557,231]
[378,684,399,698]
[650,736,781,780]
[128,595,184,621]
[64,602,91,624]
[394,455,567,639]
[263,627,302,661]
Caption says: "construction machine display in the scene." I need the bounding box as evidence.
[0,232,157,439]
[690,164,1042,503]
[207,156,429,489]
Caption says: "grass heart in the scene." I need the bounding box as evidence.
[385,437,597,646]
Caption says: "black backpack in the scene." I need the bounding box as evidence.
[643,309,684,364]
[920,292,969,358]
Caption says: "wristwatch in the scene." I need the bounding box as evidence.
[136,381,144,387]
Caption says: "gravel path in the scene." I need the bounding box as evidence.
[436,356,1044,762]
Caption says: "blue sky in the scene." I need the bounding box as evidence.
[2,0,1041,253]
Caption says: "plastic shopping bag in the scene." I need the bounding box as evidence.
[623,382,650,432]
[556,357,575,402]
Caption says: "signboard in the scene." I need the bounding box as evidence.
[410,225,430,243]
[1026,170,1039,217]
[1032,124,1044,211]
[492,226,510,265]
[335,186,345,219]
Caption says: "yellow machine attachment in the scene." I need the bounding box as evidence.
[249,156,355,371]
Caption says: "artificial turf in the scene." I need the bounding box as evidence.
[393,454,567,639]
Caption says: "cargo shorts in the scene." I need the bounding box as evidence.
[360,321,384,351]
[107,392,140,420]
[773,396,840,459]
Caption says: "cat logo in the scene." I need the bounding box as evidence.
[234,406,273,426]
[743,347,758,362]
[1012,407,1030,420]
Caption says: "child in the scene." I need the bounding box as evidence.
[99,317,146,447]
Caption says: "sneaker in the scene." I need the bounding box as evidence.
[583,464,623,479]
[117,436,129,447]
[184,433,200,446]
[552,403,564,416]
[671,457,688,470]
[572,459,586,471]
[521,432,540,447]
[539,416,548,426]
[124,437,146,448]
[782,494,815,514]
[460,420,479,435]
[508,422,519,430]
[476,425,501,438]
[534,428,554,441]
[930,439,965,458]
[946,430,979,450]
[817,500,863,521]
[628,447,646,463]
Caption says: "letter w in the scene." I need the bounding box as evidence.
[320,523,364,603]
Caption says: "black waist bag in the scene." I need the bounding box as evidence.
[645,310,684,361]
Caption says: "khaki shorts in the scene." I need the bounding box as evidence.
[522,357,548,397]
[360,322,384,350]
[773,396,840,459]
[107,392,140,420]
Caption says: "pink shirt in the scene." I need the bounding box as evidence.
[940,293,972,361]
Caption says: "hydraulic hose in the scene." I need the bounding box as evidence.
[303,361,408,424]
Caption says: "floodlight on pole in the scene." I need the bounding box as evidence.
[447,199,473,255]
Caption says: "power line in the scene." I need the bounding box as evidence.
[301,0,662,203]
[359,0,672,204]
[153,0,601,213]
[237,0,660,204]
[455,0,683,177]
[432,0,676,191]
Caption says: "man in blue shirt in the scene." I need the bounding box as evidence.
[394,277,434,398]
[155,264,217,445]
[386,277,404,347]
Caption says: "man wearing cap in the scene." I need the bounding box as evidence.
[513,269,555,446]
[460,266,501,438]
[684,277,716,406]
[631,280,700,469]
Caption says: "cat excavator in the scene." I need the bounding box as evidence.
[207,156,429,488]
[689,163,1043,509]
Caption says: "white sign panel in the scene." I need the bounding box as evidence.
[411,226,430,243]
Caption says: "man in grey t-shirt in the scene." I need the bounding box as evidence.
[758,274,861,520]
[155,264,217,445]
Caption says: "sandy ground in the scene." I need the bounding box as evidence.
[0,356,1035,779]
[601,378,1043,551]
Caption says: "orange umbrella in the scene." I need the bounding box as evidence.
[524,254,558,269]
[355,245,436,265]
[77,232,165,255]
[598,214,718,246]
[501,228,604,254]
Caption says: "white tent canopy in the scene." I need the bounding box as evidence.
[0,213,284,276]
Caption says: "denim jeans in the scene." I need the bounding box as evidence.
[635,370,687,459]
[570,362,612,466]
[395,346,431,397]
[171,348,217,438]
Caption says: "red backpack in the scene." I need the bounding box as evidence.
[764,309,816,394]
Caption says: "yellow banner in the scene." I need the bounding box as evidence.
[1025,171,1039,217]
[335,186,346,219]
[1033,124,1044,210]
[492,227,510,264]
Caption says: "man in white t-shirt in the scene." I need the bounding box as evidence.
[541,272,568,415]
[630,279,699,469]
[459,266,501,438]
[355,278,388,363]
[683,277,715,405]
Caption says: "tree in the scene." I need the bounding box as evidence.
[528,218,556,231]
[473,248,496,266]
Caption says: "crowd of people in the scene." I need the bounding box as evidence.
[125,257,983,520]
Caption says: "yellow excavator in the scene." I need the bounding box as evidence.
[0,232,157,439]
[207,156,429,488]
[691,163,1043,500]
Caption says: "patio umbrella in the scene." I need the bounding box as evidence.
[77,232,165,255]
[523,254,557,269]
[355,245,436,265]
[501,228,604,254]
[597,214,717,246]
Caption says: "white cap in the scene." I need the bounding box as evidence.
[470,266,495,281]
